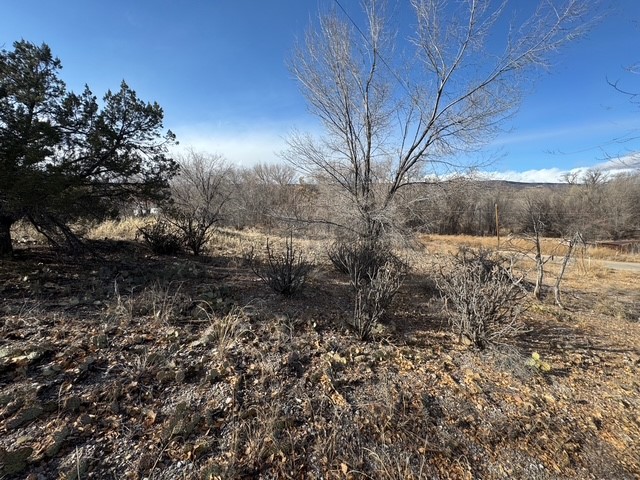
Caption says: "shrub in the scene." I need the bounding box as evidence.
[328,238,405,289]
[137,220,182,255]
[329,238,407,339]
[436,247,527,349]
[167,210,213,256]
[247,234,313,296]
[352,261,405,340]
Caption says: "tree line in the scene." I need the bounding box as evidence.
[165,153,640,246]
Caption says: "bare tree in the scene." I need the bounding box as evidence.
[283,0,592,242]
[168,149,232,255]
[519,194,552,300]
[554,232,584,309]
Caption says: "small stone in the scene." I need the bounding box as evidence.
[77,413,92,426]
[45,426,71,457]
[0,446,33,475]
[7,405,44,430]
[78,356,95,372]
[93,334,108,349]
[156,370,174,383]
[41,364,62,377]
[63,396,82,413]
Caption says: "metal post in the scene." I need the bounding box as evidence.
[495,203,500,249]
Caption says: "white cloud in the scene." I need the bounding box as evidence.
[171,126,286,166]
[491,117,639,147]
[480,168,569,183]
[170,119,323,167]
[479,151,640,183]
[592,152,640,172]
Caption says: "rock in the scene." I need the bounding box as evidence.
[6,405,44,430]
[156,370,174,383]
[45,426,71,457]
[4,397,25,419]
[0,446,33,475]
[63,396,82,413]
[41,364,62,377]
[61,458,88,480]
[92,334,108,349]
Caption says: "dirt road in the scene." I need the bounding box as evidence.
[597,260,640,273]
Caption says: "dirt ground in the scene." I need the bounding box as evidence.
[1,232,639,479]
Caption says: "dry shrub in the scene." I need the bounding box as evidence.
[330,239,407,339]
[352,263,405,340]
[247,234,313,296]
[328,238,405,289]
[594,296,639,323]
[437,247,528,349]
[166,211,213,256]
[9,219,48,244]
[197,305,251,353]
[137,219,182,255]
[111,280,189,326]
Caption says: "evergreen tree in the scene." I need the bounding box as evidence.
[0,40,178,254]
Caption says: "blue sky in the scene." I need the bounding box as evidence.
[2,0,639,182]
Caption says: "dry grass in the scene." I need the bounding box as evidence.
[86,217,147,241]
[422,233,640,263]
[9,220,48,245]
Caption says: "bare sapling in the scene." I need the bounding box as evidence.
[554,232,585,309]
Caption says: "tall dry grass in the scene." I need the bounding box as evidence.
[86,217,147,241]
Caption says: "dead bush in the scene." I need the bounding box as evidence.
[328,238,405,289]
[247,234,313,296]
[137,220,182,255]
[352,262,405,340]
[436,248,527,349]
[167,211,214,256]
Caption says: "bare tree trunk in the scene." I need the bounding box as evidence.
[554,233,581,309]
[0,216,14,256]
[533,229,544,301]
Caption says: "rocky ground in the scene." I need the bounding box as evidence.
[1,236,639,479]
